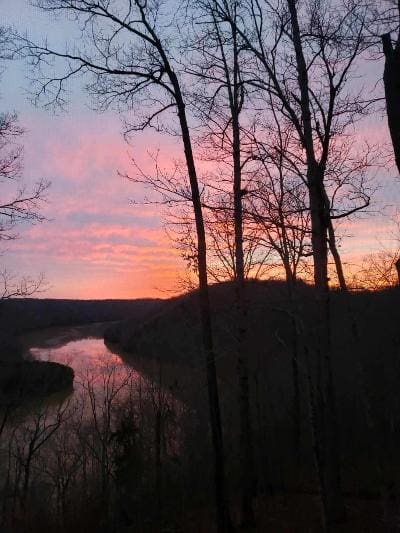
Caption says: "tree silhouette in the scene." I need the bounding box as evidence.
[17,2,231,529]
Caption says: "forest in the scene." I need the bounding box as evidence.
[1,0,400,532]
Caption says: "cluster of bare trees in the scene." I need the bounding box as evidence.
[0,27,49,300]
[1,0,398,530]
[0,364,187,533]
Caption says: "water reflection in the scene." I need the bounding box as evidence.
[30,337,123,374]
[23,324,182,415]
[25,325,141,397]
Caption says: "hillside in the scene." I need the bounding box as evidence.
[105,280,400,495]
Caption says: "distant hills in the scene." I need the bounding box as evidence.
[1,297,163,334]
[0,297,163,362]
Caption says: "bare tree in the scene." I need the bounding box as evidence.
[243,120,312,467]
[0,31,49,299]
[215,0,374,294]
[367,0,400,273]
[356,249,400,289]
[0,112,47,212]
[244,117,312,287]
[380,2,400,174]
[17,2,231,529]
[353,214,400,289]
[207,0,380,527]
[0,113,49,298]
[182,1,259,523]
[0,270,46,300]
[11,401,70,511]
[167,200,272,284]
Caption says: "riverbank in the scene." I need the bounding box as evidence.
[0,360,74,405]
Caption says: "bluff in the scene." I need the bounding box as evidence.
[105,280,400,493]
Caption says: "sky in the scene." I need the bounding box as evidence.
[1,0,188,298]
[1,0,400,299]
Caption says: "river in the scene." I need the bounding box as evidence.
[20,322,142,396]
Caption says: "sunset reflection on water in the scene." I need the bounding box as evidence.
[31,337,123,373]
[21,326,183,466]
[28,331,142,396]
[24,326,181,421]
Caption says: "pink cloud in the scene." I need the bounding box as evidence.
[4,111,189,298]
[4,108,399,299]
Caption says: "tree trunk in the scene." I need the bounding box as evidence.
[170,73,231,533]
[396,258,400,285]
[230,31,256,522]
[382,33,400,175]
[309,169,345,530]
[309,175,329,294]
[286,0,345,517]
[233,142,255,529]
[328,220,347,291]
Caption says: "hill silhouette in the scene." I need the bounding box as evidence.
[105,280,400,495]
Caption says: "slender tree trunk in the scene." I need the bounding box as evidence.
[232,116,255,528]
[227,22,256,523]
[286,0,345,524]
[328,220,347,291]
[309,169,345,530]
[22,454,32,511]
[170,73,231,533]
[396,258,400,285]
[309,175,329,294]
[382,32,400,175]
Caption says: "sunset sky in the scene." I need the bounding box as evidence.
[1,0,400,299]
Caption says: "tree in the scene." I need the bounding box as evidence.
[356,249,400,289]
[244,114,313,288]
[353,213,400,289]
[167,198,272,284]
[183,1,258,523]
[18,2,231,529]
[209,0,379,527]
[12,402,70,512]
[380,2,400,175]
[0,80,49,298]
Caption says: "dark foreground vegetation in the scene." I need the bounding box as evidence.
[1,281,399,532]
[107,281,400,502]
